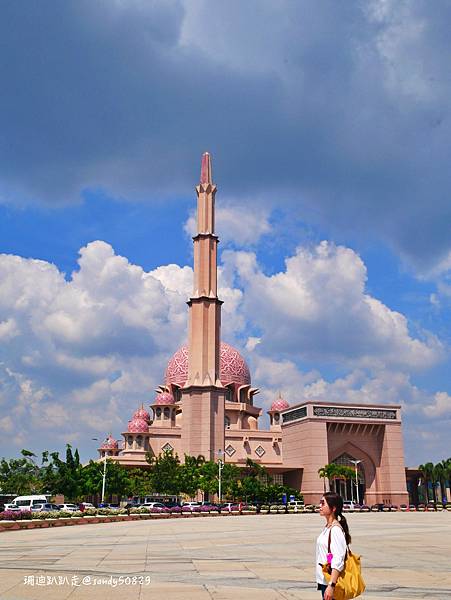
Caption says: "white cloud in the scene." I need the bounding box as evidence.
[184,203,271,247]
[0,239,448,466]
[0,242,246,459]
[223,241,442,369]
[423,391,451,418]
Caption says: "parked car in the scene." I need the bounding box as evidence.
[79,502,96,511]
[5,495,49,512]
[163,501,181,508]
[31,503,61,512]
[219,503,234,512]
[181,502,201,510]
[58,503,79,512]
[287,501,305,512]
[140,502,165,510]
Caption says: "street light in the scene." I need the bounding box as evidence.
[92,438,107,504]
[216,449,224,503]
[349,459,362,505]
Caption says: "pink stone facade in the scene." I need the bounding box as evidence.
[98,153,409,505]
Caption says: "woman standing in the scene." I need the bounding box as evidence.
[316,492,351,599]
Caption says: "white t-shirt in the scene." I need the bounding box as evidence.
[316,524,347,585]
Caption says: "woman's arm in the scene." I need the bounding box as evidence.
[324,570,339,600]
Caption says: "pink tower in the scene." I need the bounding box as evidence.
[180,153,226,460]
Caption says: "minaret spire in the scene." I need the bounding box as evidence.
[188,152,222,382]
[181,152,225,461]
[200,151,212,184]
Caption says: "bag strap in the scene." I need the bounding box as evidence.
[327,523,349,560]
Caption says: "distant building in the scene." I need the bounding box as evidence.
[98,154,409,506]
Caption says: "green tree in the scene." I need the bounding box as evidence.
[0,449,42,495]
[127,468,153,498]
[180,455,205,498]
[146,449,181,495]
[40,445,83,500]
[198,461,219,498]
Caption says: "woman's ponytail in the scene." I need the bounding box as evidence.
[337,513,351,545]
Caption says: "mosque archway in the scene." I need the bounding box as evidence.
[331,453,366,503]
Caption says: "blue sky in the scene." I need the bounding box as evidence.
[0,1,450,466]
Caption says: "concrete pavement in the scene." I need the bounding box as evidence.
[0,512,449,599]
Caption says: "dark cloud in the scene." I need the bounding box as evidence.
[1,1,451,272]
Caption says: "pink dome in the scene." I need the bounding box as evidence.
[154,392,174,405]
[133,406,150,422]
[100,435,118,450]
[270,397,290,412]
[127,417,149,433]
[165,342,251,387]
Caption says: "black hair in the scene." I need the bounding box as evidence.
[323,491,351,545]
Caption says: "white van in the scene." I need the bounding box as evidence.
[5,495,49,512]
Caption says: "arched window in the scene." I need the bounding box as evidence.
[136,435,142,448]
[164,407,170,419]
[224,415,231,429]
[156,407,162,418]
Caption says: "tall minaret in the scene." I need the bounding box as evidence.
[180,153,226,460]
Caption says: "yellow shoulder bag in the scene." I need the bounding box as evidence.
[322,526,366,600]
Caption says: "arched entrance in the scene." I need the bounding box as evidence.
[331,453,366,503]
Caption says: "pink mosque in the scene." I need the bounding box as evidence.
[98,153,409,506]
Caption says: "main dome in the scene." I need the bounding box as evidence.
[165,342,251,387]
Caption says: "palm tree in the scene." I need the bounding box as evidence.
[318,464,340,493]
[440,458,451,501]
[418,462,434,502]
[432,463,443,503]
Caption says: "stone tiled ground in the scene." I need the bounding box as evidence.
[0,512,449,599]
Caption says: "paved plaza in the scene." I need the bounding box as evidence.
[0,512,449,600]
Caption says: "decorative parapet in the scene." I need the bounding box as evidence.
[313,406,397,420]
[282,406,307,424]
[282,403,399,426]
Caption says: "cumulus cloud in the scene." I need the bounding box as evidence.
[0,243,188,457]
[223,241,442,368]
[0,238,448,464]
[184,203,271,247]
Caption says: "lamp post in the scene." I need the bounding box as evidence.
[349,459,362,505]
[216,449,224,503]
[92,438,107,504]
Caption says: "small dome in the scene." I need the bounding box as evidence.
[154,392,174,405]
[100,435,118,450]
[270,396,289,412]
[133,405,150,422]
[165,342,251,387]
[128,418,149,433]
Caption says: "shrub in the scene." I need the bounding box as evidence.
[84,508,98,516]
[170,506,182,514]
[0,510,30,521]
